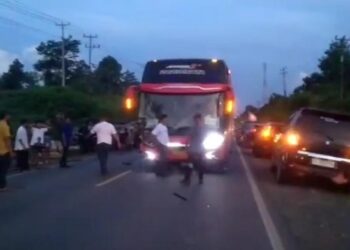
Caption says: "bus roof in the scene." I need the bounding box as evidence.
[142,58,231,84]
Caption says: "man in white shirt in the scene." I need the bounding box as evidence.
[151,114,169,176]
[14,119,30,171]
[30,122,49,167]
[91,116,121,175]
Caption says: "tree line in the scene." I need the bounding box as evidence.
[242,36,350,122]
[0,36,139,94]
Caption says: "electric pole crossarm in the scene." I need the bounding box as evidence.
[83,34,100,69]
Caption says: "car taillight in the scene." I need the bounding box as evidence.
[285,132,300,146]
[261,126,272,138]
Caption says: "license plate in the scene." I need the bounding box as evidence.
[311,158,336,169]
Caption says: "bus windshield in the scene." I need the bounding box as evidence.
[142,59,229,84]
[139,93,222,135]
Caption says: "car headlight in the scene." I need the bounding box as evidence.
[145,150,157,161]
[202,132,224,151]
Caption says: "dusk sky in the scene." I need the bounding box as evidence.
[0,0,349,111]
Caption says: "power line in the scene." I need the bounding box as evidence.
[0,15,56,36]
[83,34,100,69]
[0,0,63,24]
[56,22,70,87]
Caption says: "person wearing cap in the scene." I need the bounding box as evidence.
[151,114,169,176]
[182,113,207,185]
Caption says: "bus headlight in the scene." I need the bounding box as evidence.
[145,151,157,161]
[203,132,224,151]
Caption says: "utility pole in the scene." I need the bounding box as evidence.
[83,34,100,69]
[263,62,267,104]
[56,22,70,87]
[281,67,288,97]
[340,54,345,100]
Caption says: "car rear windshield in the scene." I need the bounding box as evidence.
[142,59,229,83]
[296,110,350,141]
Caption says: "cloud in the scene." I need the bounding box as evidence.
[0,49,16,74]
[289,71,308,92]
[21,46,39,70]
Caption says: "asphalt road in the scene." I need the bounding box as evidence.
[1,147,350,250]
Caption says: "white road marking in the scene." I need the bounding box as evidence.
[236,144,285,250]
[8,171,33,179]
[95,170,132,188]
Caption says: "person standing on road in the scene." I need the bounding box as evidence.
[14,119,30,171]
[60,117,73,168]
[0,113,13,191]
[91,116,121,176]
[182,113,207,185]
[30,121,48,167]
[151,114,169,175]
[52,113,64,153]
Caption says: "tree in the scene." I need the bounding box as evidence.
[119,70,139,92]
[318,36,350,85]
[34,36,81,86]
[95,56,122,94]
[70,60,94,93]
[0,59,26,90]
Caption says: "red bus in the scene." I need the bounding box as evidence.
[124,58,235,170]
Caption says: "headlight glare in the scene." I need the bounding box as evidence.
[202,132,224,150]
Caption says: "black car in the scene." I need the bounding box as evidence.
[252,122,284,158]
[236,122,262,148]
[272,108,350,186]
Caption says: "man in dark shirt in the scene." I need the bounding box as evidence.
[182,113,207,185]
[60,117,73,168]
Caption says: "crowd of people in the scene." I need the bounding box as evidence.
[0,112,143,191]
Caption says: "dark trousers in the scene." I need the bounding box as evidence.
[60,144,69,167]
[0,153,11,189]
[96,143,111,175]
[16,150,29,171]
[184,153,205,182]
[154,144,168,176]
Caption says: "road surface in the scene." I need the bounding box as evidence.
[0,147,349,250]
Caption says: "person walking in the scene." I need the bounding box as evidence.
[91,116,121,175]
[182,113,207,185]
[60,117,73,168]
[14,119,30,171]
[0,113,12,191]
[151,114,169,176]
[52,113,64,153]
[30,121,48,167]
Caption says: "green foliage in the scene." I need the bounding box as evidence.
[255,36,350,122]
[95,56,122,94]
[0,87,123,124]
[34,37,81,86]
[0,59,26,90]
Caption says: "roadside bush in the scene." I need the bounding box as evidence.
[0,87,123,125]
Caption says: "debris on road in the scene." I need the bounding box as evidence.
[173,192,188,201]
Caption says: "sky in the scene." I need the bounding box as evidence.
[0,0,350,111]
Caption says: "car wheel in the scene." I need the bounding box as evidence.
[275,160,289,184]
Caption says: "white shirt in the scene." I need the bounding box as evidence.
[15,126,29,151]
[91,121,117,145]
[30,127,48,146]
[152,123,169,146]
